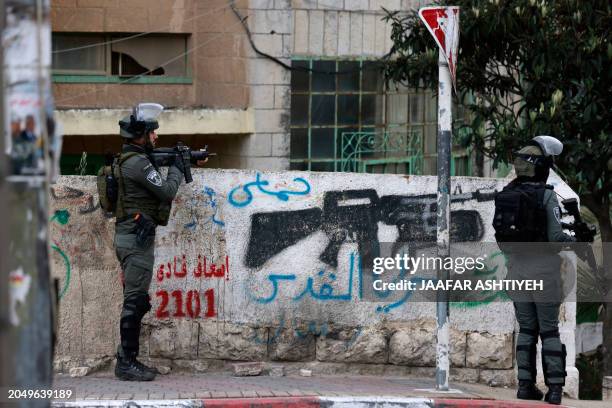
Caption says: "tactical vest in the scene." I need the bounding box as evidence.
[493,181,549,243]
[120,153,172,226]
[97,152,138,217]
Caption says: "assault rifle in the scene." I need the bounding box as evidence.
[560,198,601,275]
[244,188,497,269]
[151,142,215,183]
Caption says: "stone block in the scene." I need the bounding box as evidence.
[239,133,272,157]
[374,15,388,55]
[344,0,369,11]
[248,58,290,85]
[308,10,324,54]
[149,321,199,359]
[275,0,291,8]
[300,368,312,376]
[294,10,309,54]
[401,0,420,11]
[479,369,516,387]
[254,109,290,133]
[450,329,467,368]
[349,12,363,55]
[323,11,338,56]
[274,85,290,109]
[316,327,387,364]
[369,0,401,11]
[362,13,376,55]
[51,7,104,31]
[157,365,171,375]
[105,8,148,32]
[269,365,285,376]
[251,34,285,58]
[233,362,264,376]
[251,85,276,109]
[291,0,318,9]
[69,367,89,377]
[466,332,513,369]
[251,0,275,8]
[268,327,316,361]
[251,10,292,34]
[389,323,435,366]
[318,0,343,10]
[198,322,267,360]
[337,11,351,55]
[271,132,290,157]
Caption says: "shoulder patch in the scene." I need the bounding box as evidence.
[146,169,162,187]
[142,163,152,171]
[553,206,561,223]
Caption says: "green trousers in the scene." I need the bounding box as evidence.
[114,229,155,358]
[514,302,566,385]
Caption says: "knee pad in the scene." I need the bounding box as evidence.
[134,293,152,317]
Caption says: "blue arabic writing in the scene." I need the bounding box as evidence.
[228,173,311,208]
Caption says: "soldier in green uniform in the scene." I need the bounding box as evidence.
[113,103,185,381]
[494,136,575,405]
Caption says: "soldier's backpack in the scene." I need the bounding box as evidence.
[96,152,138,216]
[493,181,549,243]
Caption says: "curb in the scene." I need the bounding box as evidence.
[52,396,571,407]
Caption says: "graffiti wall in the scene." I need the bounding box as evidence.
[49,170,579,389]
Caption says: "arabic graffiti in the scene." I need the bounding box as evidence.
[156,254,229,283]
[250,253,360,305]
[244,188,495,269]
[228,173,311,208]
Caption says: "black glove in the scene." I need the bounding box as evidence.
[172,153,186,174]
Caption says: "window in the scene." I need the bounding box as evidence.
[290,59,383,172]
[52,33,190,83]
[289,58,472,175]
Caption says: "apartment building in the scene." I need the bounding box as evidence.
[52,0,476,176]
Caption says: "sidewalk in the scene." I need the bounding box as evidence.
[51,372,607,408]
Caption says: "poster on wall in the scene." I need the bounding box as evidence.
[3,0,61,180]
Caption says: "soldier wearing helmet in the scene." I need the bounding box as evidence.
[113,103,185,381]
[493,136,575,405]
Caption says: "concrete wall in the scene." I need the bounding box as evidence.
[49,170,578,394]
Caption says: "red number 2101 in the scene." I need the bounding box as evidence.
[155,289,216,319]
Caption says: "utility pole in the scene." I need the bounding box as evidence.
[418,6,460,391]
[2,1,56,404]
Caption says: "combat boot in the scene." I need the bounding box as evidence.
[516,381,544,400]
[544,384,563,405]
[115,354,156,381]
[134,359,159,375]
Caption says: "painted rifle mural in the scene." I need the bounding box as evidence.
[245,188,497,270]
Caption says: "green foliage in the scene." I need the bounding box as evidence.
[383,0,611,228]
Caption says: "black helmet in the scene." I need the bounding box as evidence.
[514,135,563,180]
[118,103,163,139]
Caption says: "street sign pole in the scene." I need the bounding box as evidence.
[418,6,460,391]
[435,49,452,391]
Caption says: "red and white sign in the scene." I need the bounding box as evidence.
[419,6,460,90]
